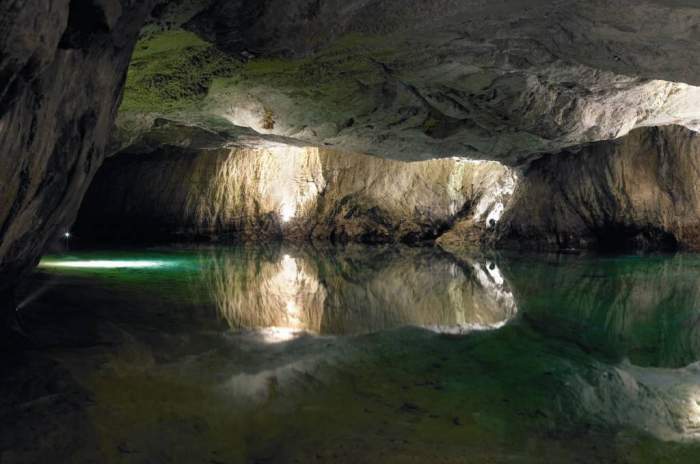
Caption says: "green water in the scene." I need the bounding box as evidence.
[4,244,700,463]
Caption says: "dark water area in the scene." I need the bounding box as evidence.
[3,244,700,463]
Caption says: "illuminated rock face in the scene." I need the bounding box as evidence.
[498,125,700,251]
[77,124,700,251]
[74,143,515,245]
[118,0,700,163]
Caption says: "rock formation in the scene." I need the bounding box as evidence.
[75,123,700,252]
[0,0,152,304]
[117,0,700,162]
[74,132,515,245]
[499,125,700,251]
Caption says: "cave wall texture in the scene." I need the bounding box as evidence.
[498,125,700,251]
[3,0,700,305]
[0,0,153,298]
[75,125,700,252]
[117,0,700,162]
[74,142,514,245]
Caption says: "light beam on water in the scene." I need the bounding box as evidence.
[39,259,173,269]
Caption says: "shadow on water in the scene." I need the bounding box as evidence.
[3,244,700,462]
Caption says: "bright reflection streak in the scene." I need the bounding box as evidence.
[39,260,171,269]
[258,327,305,343]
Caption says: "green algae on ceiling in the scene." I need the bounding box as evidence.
[120,30,242,112]
[120,29,394,116]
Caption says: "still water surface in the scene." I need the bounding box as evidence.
[5,244,700,463]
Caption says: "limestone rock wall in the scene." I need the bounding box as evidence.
[75,123,700,252]
[498,125,700,251]
[73,144,515,245]
[4,0,700,301]
[0,0,152,294]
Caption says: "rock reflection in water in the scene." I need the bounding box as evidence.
[205,247,326,338]
[504,253,700,368]
[199,245,517,336]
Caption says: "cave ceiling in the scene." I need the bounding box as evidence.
[117,0,700,163]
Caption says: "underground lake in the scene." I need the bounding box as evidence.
[3,244,700,463]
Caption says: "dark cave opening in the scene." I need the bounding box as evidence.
[58,0,111,50]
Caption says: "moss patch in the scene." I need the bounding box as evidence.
[120,30,396,125]
[121,30,242,112]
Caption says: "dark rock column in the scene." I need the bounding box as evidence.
[0,0,154,296]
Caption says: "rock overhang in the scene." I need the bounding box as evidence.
[116,0,700,164]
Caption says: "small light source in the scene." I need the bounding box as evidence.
[259,327,303,344]
[63,232,71,238]
[279,202,295,223]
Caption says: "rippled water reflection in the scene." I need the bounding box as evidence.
[4,246,700,463]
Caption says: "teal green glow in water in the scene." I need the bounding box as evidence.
[40,259,174,269]
[8,245,700,463]
[39,249,200,273]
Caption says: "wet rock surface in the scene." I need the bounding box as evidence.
[77,123,700,252]
[0,353,96,464]
[4,0,700,290]
[4,2,700,461]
